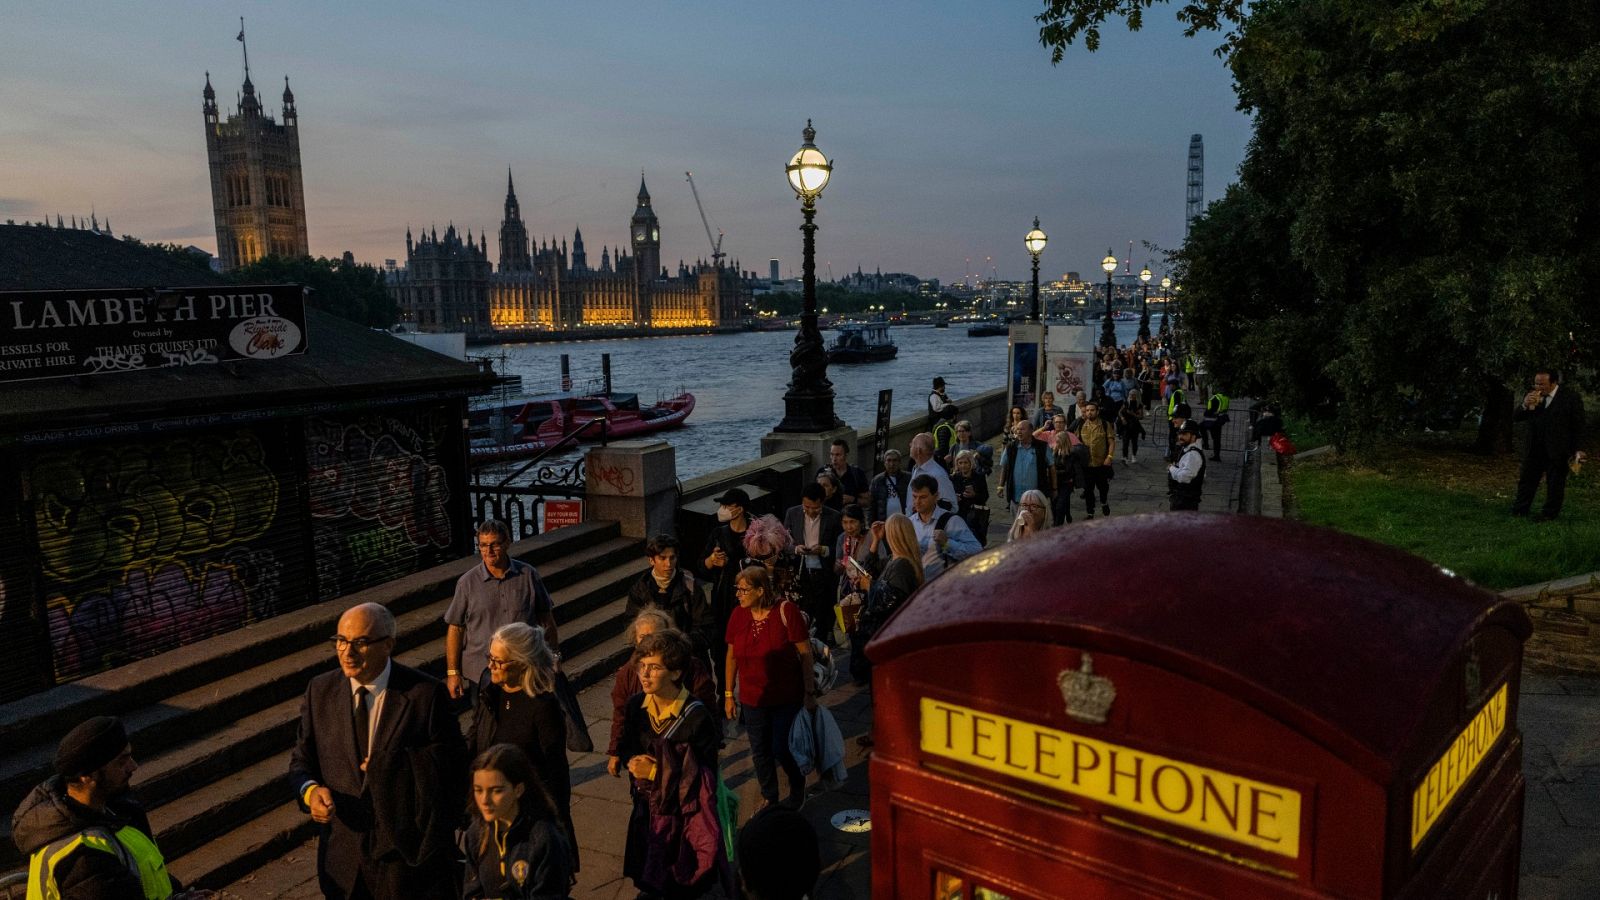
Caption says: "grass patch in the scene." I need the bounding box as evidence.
[1290,431,1600,590]
[1282,414,1332,451]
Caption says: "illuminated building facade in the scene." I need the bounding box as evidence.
[390,173,750,335]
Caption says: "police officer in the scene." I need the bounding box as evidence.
[12,716,194,899]
[1167,421,1207,511]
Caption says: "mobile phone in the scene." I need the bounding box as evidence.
[847,556,869,578]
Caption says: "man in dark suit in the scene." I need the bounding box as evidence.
[783,483,844,644]
[290,602,466,899]
[1512,368,1586,521]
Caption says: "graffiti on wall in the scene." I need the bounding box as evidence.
[29,432,288,680]
[306,411,454,599]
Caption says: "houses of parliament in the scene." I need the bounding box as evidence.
[388,173,755,336]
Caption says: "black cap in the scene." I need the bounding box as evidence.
[1179,420,1202,436]
[55,716,128,778]
[932,377,946,387]
[714,487,750,507]
[737,805,821,899]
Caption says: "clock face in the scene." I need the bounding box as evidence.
[650,228,659,241]
[634,228,645,242]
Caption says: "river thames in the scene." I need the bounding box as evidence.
[477,321,1147,480]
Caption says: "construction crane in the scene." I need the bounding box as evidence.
[684,172,726,266]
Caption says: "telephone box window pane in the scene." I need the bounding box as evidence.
[933,870,966,900]
[974,888,1013,900]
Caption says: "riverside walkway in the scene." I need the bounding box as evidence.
[219,403,1596,898]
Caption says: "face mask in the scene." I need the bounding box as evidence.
[716,505,735,523]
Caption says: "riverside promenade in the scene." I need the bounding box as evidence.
[218,405,1597,899]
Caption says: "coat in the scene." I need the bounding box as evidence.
[1515,387,1585,461]
[288,661,466,899]
[788,705,848,785]
[625,569,716,657]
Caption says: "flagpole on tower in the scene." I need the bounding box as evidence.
[237,17,250,81]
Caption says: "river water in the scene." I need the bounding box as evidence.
[478,320,1147,481]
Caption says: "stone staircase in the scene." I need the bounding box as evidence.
[0,520,647,889]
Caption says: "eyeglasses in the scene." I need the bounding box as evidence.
[1022,502,1046,510]
[638,663,670,675]
[486,656,516,669]
[478,541,507,551]
[332,636,391,652]
[735,586,760,594]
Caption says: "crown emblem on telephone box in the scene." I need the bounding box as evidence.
[1059,653,1116,724]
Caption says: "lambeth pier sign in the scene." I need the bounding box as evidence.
[0,283,308,383]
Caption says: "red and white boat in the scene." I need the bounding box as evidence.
[469,391,695,465]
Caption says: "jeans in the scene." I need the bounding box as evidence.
[742,703,804,803]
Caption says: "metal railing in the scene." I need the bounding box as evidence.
[469,418,608,539]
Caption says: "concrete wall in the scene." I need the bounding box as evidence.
[849,385,1008,471]
[670,385,1007,552]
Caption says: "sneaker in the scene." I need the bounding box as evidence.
[1130,455,1137,464]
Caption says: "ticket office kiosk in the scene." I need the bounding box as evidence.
[867,514,1531,899]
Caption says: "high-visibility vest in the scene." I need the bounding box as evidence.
[1184,356,1196,373]
[28,825,173,900]
[1208,392,1230,415]
[1167,389,1186,417]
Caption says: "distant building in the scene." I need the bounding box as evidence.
[201,40,309,271]
[838,265,921,295]
[769,259,781,283]
[389,174,753,336]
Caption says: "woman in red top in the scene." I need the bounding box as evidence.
[723,565,816,811]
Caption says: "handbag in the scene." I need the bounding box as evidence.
[1269,431,1297,456]
[552,670,594,753]
[966,505,991,542]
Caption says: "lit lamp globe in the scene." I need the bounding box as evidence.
[786,120,832,201]
[1024,220,1048,257]
[1161,275,1171,291]
[1140,265,1152,284]
[1101,253,1118,275]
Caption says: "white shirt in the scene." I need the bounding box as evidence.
[349,659,392,758]
[909,457,957,509]
[1169,444,1205,484]
[802,511,823,570]
[1545,384,1559,407]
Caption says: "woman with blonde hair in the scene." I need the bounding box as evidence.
[1008,489,1051,543]
[468,622,576,870]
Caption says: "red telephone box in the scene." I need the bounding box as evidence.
[867,514,1530,898]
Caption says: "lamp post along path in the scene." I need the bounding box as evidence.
[1025,217,1047,322]
[1100,249,1118,350]
[1138,263,1152,341]
[1159,274,1172,338]
[776,120,842,432]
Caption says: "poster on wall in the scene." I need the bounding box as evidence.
[0,283,309,384]
[1045,325,1096,404]
[1007,323,1044,415]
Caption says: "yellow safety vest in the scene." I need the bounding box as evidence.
[27,825,173,900]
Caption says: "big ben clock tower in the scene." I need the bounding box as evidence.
[630,175,661,285]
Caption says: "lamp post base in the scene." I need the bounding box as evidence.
[761,424,856,468]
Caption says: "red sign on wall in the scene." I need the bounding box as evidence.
[544,500,583,531]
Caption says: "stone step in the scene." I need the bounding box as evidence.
[0,520,623,752]
[0,523,645,876]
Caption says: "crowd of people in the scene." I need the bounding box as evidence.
[15,340,1252,900]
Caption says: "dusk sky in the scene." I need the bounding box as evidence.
[1,1,1251,285]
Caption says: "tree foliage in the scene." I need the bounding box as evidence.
[227,254,398,328]
[1036,0,1246,60]
[118,236,217,276]
[1042,0,1600,451]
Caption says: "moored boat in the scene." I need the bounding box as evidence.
[827,321,898,363]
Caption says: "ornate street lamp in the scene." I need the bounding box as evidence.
[1024,217,1048,322]
[1138,264,1153,341]
[1100,249,1118,349]
[775,120,841,432]
[1159,274,1172,339]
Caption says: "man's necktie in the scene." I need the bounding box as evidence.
[353,686,369,761]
